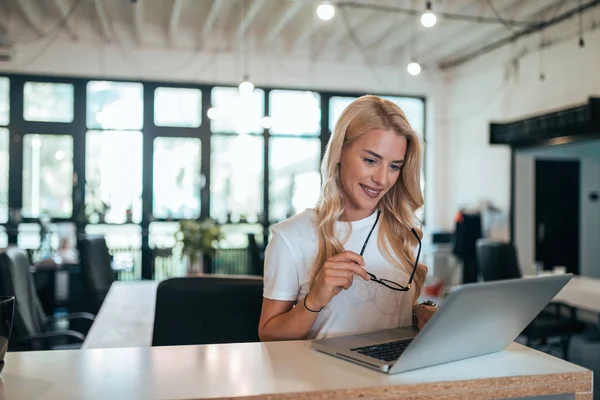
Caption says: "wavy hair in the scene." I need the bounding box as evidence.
[311,95,426,302]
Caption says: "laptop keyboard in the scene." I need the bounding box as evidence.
[350,339,413,362]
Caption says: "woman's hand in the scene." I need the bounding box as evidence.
[415,304,438,330]
[305,251,370,311]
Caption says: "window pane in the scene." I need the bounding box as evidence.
[0,226,7,248]
[0,128,7,222]
[211,87,264,134]
[24,82,74,123]
[381,96,425,137]
[270,90,320,136]
[0,77,8,125]
[269,138,321,223]
[154,87,202,128]
[87,81,143,130]
[22,134,73,218]
[17,223,40,249]
[329,96,357,132]
[86,131,143,224]
[153,137,201,219]
[211,135,263,224]
[85,224,142,280]
[149,222,185,279]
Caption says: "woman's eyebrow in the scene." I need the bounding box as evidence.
[362,149,404,163]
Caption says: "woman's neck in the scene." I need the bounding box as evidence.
[340,206,378,222]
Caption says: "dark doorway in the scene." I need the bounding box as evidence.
[535,160,580,274]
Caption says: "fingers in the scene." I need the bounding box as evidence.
[328,251,365,266]
[326,261,369,281]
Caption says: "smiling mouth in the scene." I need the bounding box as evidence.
[360,184,382,198]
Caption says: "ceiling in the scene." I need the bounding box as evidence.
[0,0,599,70]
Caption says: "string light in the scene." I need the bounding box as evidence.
[421,1,436,28]
[317,1,335,21]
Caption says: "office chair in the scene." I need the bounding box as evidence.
[152,276,263,346]
[0,247,95,351]
[476,239,583,359]
[78,235,116,313]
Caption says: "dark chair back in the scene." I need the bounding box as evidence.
[476,239,522,281]
[0,248,46,341]
[152,276,263,346]
[247,233,263,276]
[78,236,115,305]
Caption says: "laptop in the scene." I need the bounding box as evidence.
[311,274,572,374]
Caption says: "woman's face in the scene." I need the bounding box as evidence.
[339,128,407,221]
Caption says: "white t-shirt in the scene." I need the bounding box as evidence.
[263,209,415,340]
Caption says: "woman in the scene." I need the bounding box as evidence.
[258,95,437,342]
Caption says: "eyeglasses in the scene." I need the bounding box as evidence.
[359,210,421,292]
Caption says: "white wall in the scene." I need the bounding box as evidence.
[514,142,600,278]
[437,15,600,235]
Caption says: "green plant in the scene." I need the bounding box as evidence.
[175,219,223,264]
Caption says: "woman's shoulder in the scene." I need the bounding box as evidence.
[271,209,318,239]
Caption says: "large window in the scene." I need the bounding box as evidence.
[85,131,143,224]
[24,82,74,123]
[0,77,8,126]
[22,134,73,218]
[269,90,320,136]
[0,128,8,223]
[269,138,321,223]
[210,135,263,224]
[154,87,202,128]
[211,87,264,134]
[87,81,143,130]
[153,137,202,219]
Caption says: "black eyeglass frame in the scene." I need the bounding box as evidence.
[359,210,422,292]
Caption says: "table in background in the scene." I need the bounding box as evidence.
[82,281,159,349]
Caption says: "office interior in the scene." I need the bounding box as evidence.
[0,0,599,399]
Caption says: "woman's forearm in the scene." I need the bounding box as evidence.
[259,296,320,341]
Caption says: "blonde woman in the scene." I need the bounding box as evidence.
[258,95,437,341]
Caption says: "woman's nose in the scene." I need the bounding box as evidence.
[371,165,387,186]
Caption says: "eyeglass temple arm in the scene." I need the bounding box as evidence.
[407,228,422,287]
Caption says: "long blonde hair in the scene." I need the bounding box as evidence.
[311,95,427,301]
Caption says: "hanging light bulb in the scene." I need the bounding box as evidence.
[207,107,220,120]
[239,75,254,95]
[407,61,421,76]
[421,1,437,28]
[317,1,335,21]
[261,116,273,129]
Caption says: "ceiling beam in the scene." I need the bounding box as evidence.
[264,0,304,44]
[14,0,44,36]
[201,0,224,42]
[168,0,184,45]
[93,0,111,42]
[439,0,600,69]
[236,0,266,40]
[133,0,144,45]
[52,0,78,40]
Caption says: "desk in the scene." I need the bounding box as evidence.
[82,281,159,349]
[1,341,593,400]
[551,275,600,314]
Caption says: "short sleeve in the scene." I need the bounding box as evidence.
[262,229,300,301]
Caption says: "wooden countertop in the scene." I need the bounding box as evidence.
[1,340,593,400]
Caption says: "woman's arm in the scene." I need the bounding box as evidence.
[258,295,321,341]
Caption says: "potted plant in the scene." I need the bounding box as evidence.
[175,218,223,274]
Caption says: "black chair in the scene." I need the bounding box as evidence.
[247,233,264,276]
[78,235,115,313]
[476,239,583,359]
[152,276,263,346]
[0,247,95,351]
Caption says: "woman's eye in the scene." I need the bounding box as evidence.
[391,164,401,171]
[364,158,376,165]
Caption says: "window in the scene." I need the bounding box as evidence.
[153,137,202,219]
[0,128,8,222]
[85,224,142,280]
[269,138,321,222]
[210,135,263,224]
[0,77,8,126]
[211,87,264,134]
[87,81,143,130]
[24,82,74,123]
[270,90,320,136]
[154,87,202,128]
[85,131,143,224]
[22,134,73,218]
[329,96,357,132]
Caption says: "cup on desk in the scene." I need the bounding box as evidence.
[0,296,15,374]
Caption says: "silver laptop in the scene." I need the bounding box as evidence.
[311,274,572,374]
